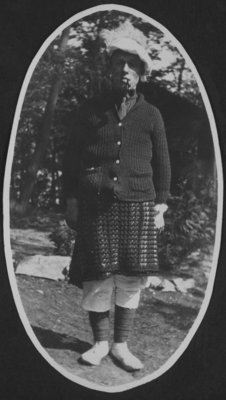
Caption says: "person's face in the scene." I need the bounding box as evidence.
[110,50,144,94]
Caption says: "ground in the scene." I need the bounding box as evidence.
[9,213,212,390]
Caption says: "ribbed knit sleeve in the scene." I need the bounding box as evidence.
[62,110,83,200]
[151,107,171,203]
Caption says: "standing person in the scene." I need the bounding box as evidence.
[63,22,171,372]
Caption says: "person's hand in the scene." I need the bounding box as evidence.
[154,211,165,230]
[154,204,168,232]
[65,198,79,230]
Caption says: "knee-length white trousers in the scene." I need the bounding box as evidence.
[82,275,149,312]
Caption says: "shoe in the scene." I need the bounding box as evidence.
[80,341,109,366]
[110,342,144,372]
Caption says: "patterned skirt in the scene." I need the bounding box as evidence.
[69,197,159,288]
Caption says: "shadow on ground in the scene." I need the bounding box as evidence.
[32,325,91,354]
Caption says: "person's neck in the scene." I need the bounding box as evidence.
[125,88,137,98]
[113,88,137,104]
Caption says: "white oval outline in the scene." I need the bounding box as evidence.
[3,3,224,394]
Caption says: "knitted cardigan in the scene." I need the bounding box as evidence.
[63,92,171,203]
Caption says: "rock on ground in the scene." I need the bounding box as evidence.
[16,255,70,281]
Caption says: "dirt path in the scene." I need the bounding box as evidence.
[11,226,209,389]
[16,275,202,388]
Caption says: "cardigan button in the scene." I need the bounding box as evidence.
[116,141,121,146]
[118,122,122,127]
[113,176,118,182]
[115,159,120,164]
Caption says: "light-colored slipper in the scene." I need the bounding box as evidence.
[110,342,144,372]
[80,341,109,366]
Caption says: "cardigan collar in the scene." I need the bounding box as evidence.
[92,90,146,118]
[110,90,145,109]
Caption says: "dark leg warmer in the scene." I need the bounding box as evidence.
[88,310,110,342]
[114,305,136,343]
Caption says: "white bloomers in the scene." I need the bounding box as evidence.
[81,274,149,312]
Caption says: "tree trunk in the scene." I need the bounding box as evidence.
[50,138,56,208]
[16,27,70,215]
[177,59,185,93]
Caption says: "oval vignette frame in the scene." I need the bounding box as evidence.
[3,3,224,393]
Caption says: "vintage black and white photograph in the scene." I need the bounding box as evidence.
[3,4,223,393]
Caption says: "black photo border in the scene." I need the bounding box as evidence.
[1,1,226,399]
